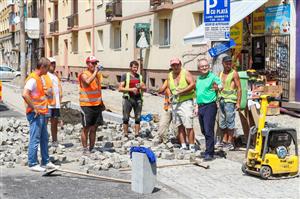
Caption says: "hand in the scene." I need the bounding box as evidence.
[193,107,198,117]
[131,87,138,94]
[235,103,240,111]
[33,107,39,118]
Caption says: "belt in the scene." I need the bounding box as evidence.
[198,101,216,107]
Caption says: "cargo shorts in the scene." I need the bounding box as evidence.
[219,99,236,130]
[172,99,194,129]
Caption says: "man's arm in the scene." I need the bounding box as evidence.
[118,81,137,93]
[177,70,195,96]
[22,89,39,116]
[157,80,168,94]
[80,69,99,86]
[233,71,241,109]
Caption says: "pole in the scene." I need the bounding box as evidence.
[31,0,38,71]
[139,48,145,82]
[20,0,27,88]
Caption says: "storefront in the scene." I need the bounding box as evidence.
[184,0,298,105]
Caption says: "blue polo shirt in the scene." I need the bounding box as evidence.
[196,72,222,104]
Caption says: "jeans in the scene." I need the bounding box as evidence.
[27,112,49,167]
[219,99,236,130]
[198,102,217,156]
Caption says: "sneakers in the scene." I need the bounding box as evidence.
[215,141,225,148]
[82,147,89,155]
[227,143,235,151]
[180,146,188,150]
[29,165,46,172]
[42,162,60,170]
[51,141,59,148]
[190,145,196,153]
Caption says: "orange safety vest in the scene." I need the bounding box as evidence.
[78,70,103,106]
[163,88,171,111]
[42,73,62,106]
[25,72,48,114]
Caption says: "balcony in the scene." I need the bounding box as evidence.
[49,20,58,34]
[67,13,79,30]
[105,0,122,22]
[150,0,173,12]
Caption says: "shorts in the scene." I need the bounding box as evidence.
[219,99,235,130]
[80,105,104,127]
[46,108,60,118]
[172,99,194,129]
[122,97,142,124]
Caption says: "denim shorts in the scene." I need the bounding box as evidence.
[219,100,235,130]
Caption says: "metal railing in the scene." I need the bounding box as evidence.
[49,20,58,33]
[67,13,78,29]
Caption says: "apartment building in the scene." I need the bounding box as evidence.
[45,0,206,88]
[0,0,20,70]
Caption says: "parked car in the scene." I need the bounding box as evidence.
[0,65,21,81]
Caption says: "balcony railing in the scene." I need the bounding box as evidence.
[67,13,79,30]
[105,0,122,21]
[49,20,58,33]
[150,0,173,11]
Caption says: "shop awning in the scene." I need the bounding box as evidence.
[183,0,268,45]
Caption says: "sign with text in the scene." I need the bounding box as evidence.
[208,39,236,57]
[204,0,230,41]
[252,7,265,34]
[230,21,243,51]
[265,4,290,35]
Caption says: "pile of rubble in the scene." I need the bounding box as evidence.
[0,117,201,172]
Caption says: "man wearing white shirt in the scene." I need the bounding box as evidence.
[43,57,62,147]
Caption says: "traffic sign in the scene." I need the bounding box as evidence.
[204,0,230,41]
[208,39,236,57]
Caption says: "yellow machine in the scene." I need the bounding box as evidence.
[242,95,299,179]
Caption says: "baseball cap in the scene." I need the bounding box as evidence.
[170,58,181,66]
[222,55,232,62]
[48,57,56,63]
[86,56,99,63]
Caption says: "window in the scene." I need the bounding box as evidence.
[72,32,78,53]
[159,19,171,46]
[193,12,203,27]
[97,30,104,51]
[150,78,155,87]
[47,38,53,56]
[112,26,121,49]
[54,37,59,55]
[86,32,91,52]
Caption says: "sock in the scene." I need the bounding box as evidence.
[181,143,187,148]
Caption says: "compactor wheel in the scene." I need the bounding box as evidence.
[260,166,272,179]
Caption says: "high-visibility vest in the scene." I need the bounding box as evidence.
[42,73,62,106]
[163,88,171,111]
[78,70,103,106]
[219,70,238,103]
[25,72,48,114]
[123,72,143,100]
[168,69,194,103]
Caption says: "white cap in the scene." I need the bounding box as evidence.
[48,57,56,63]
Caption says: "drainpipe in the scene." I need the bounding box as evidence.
[92,0,95,55]
[44,0,47,57]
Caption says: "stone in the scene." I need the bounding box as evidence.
[166,142,173,149]
[20,159,28,166]
[79,157,86,166]
[161,152,175,160]
[103,141,113,148]
[112,141,123,148]
[131,152,156,194]
[58,155,67,162]
[6,162,15,168]
[175,152,185,160]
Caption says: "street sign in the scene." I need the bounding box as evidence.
[208,39,236,57]
[204,0,230,41]
[135,23,150,49]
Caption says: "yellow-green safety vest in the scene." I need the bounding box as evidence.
[219,70,237,103]
[168,69,194,103]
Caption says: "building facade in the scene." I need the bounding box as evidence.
[44,0,207,88]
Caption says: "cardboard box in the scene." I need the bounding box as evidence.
[267,107,280,116]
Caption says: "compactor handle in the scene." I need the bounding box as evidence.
[266,96,288,102]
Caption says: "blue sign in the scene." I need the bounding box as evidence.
[204,0,231,41]
[208,39,236,57]
[204,0,230,23]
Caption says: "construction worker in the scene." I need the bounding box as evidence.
[118,60,146,138]
[218,55,241,150]
[194,58,222,161]
[168,58,196,152]
[22,57,59,172]
[79,56,105,154]
[42,57,62,147]
[157,79,172,143]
